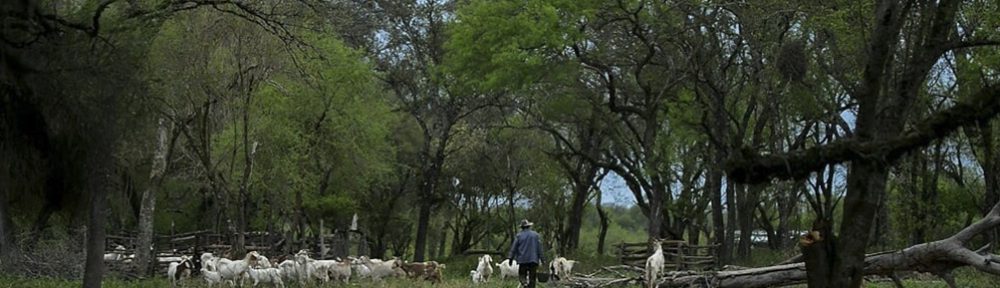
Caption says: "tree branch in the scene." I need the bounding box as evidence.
[726,84,1000,183]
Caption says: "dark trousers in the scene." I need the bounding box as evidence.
[518,262,539,288]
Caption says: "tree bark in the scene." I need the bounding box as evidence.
[83,142,115,287]
[83,171,109,288]
[737,184,760,260]
[776,184,800,249]
[723,182,737,263]
[437,227,447,259]
[596,192,609,255]
[0,174,12,257]
[974,120,1000,249]
[563,169,595,254]
[413,122,450,262]
[707,165,726,262]
[133,118,172,276]
[414,198,433,262]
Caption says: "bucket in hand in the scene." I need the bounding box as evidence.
[536,272,550,283]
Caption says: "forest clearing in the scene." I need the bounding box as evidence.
[3,0,1000,287]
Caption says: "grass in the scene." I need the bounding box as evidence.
[4,252,1000,287]
[0,276,526,288]
[5,272,999,288]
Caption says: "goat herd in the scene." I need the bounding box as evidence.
[152,250,584,287]
[469,255,579,284]
[104,241,695,287]
[160,249,438,287]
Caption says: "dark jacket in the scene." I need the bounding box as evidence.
[508,228,544,264]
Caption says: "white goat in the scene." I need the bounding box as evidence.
[496,258,519,280]
[294,250,339,283]
[476,254,494,282]
[167,256,193,287]
[248,267,285,287]
[645,240,665,288]
[549,257,578,281]
[470,270,483,283]
[201,268,230,287]
[216,251,259,286]
[201,252,218,271]
[364,257,403,280]
[328,260,353,283]
[277,259,299,282]
[254,254,272,268]
[103,245,127,261]
[348,257,372,279]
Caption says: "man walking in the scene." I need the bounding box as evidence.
[508,219,545,288]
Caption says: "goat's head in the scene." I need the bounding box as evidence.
[245,251,262,267]
[294,249,310,260]
[177,256,192,269]
[294,251,312,264]
[349,257,364,265]
[651,238,664,251]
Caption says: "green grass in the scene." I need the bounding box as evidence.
[4,251,1000,287]
[0,276,552,288]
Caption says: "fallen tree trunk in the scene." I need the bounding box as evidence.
[648,202,1000,288]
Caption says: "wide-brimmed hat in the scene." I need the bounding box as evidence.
[520,219,534,228]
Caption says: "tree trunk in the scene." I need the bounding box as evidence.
[737,184,760,259]
[134,118,171,276]
[234,74,259,257]
[0,174,12,257]
[437,227,448,259]
[414,131,448,262]
[723,182,737,264]
[83,174,109,288]
[83,149,113,288]
[776,184,800,249]
[563,177,591,254]
[296,185,305,241]
[871,180,892,249]
[756,205,778,250]
[596,192,609,255]
[414,199,432,261]
[707,166,726,251]
[647,186,664,241]
[978,120,1000,250]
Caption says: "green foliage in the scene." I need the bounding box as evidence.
[446,0,596,91]
[142,9,396,232]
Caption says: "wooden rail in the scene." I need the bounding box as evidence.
[104,229,370,274]
[615,241,719,270]
[104,230,278,274]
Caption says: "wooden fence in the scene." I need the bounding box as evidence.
[616,241,718,271]
[104,229,367,274]
[105,230,277,273]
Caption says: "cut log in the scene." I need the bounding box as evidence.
[642,201,1000,287]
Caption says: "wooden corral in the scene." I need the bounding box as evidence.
[104,229,368,275]
[315,229,369,260]
[615,241,718,271]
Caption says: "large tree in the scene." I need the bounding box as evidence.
[725,1,1000,286]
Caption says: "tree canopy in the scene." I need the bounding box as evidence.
[2,0,999,287]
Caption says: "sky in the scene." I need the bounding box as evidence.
[599,172,637,206]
